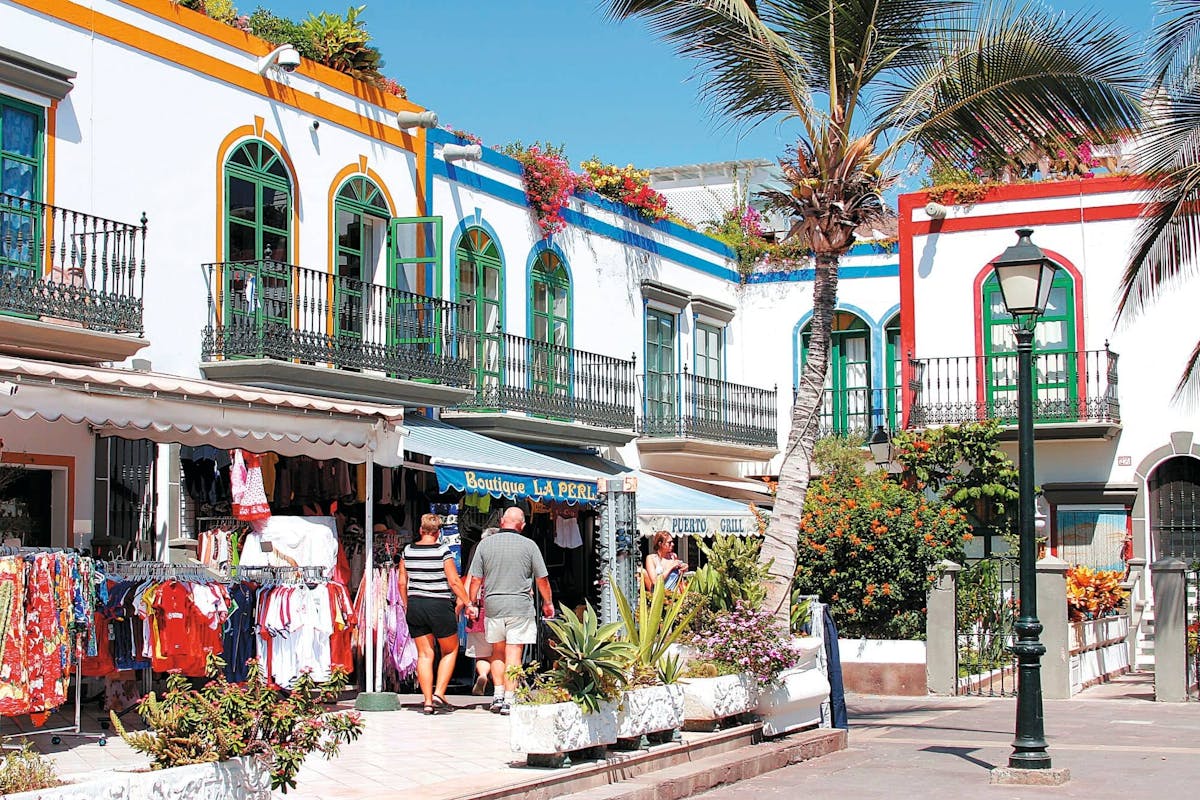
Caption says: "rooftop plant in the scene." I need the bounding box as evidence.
[579,159,669,221]
[501,142,578,237]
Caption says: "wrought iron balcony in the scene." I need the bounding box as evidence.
[640,370,778,448]
[457,331,636,429]
[792,386,891,440]
[0,192,146,334]
[201,260,471,386]
[907,347,1120,429]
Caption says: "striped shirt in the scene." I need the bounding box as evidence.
[402,542,454,600]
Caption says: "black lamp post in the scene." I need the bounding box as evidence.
[991,228,1058,771]
[868,424,893,467]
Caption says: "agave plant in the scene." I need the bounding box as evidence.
[614,576,702,685]
[544,603,635,713]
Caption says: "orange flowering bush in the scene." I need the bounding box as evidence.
[795,471,969,639]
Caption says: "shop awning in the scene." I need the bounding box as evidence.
[642,469,775,504]
[402,415,603,504]
[0,356,406,465]
[520,446,759,538]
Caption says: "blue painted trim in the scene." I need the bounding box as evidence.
[431,159,529,207]
[574,190,735,258]
[746,264,900,284]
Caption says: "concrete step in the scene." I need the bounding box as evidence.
[556,727,848,800]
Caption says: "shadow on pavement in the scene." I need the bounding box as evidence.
[920,745,999,772]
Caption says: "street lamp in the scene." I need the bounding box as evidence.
[868,425,893,467]
[992,228,1058,771]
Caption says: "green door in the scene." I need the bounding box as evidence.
[694,322,723,423]
[802,312,871,435]
[0,96,44,281]
[333,177,389,358]
[885,316,901,431]
[455,227,504,398]
[530,250,571,400]
[223,140,293,354]
[388,216,444,369]
[983,271,1077,421]
[645,308,677,432]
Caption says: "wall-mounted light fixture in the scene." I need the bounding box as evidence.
[396,110,438,130]
[443,144,483,162]
[256,44,301,75]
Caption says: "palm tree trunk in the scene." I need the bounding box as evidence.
[761,251,840,623]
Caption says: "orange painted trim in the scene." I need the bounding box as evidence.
[213,121,301,266]
[1,452,76,548]
[42,99,58,277]
[12,0,419,154]
[116,0,425,115]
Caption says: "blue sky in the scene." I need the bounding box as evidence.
[266,1,1155,172]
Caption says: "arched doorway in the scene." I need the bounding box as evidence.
[1149,456,1200,562]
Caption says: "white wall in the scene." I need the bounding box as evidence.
[0,417,95,547]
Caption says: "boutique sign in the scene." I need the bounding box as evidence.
[435,465,600,504]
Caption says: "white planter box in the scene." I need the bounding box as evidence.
[509,700,618,756]
[617,683,684,740]
[681,672,758,723]
[7,757,270,800]
[757,665,831,737]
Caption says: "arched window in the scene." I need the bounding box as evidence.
[982,269,1076,421]
[333,176,389,344]
[801,312,871,436]
[223,140,293,340]
[455,227,504,392]
[1149,456,1200,561]
[529,249,571,397]
[885,314,901,431]
[0,96,44,280]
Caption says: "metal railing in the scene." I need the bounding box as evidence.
[201,260,471,386]
[791,386,889,439]
[640,369,777,448]
[457,331,636,429]
[956,556,1020,697]
[908,347,1120,428]
[0,192,147,334]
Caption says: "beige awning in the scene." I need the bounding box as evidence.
[642,469,775,505]
[0,356,406,465]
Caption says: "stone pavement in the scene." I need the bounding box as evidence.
[695,672,1200,800]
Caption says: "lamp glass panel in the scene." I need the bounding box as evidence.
[1036,263,1058,311]
[993,262,1043,314]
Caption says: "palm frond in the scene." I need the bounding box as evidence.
[881,1,1143,169]
[1150,0,1200,90]
[1174,338,1200,405]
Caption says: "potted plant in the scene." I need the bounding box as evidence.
[508,603,633,766]
[613,577,701,745]
[681,601,802,730]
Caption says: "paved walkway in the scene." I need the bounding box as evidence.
[697,672,1200,800]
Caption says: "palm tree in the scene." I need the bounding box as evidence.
[1120,0,1200,406]
[607,0,1143,622]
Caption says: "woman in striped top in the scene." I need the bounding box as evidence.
[400,513,470,715]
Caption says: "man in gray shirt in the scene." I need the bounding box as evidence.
[466,506,553,714]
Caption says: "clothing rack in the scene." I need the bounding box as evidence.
[195,515,243,529]
[103,560,216,581]
[0,547,107,748]
[234,565,328,583]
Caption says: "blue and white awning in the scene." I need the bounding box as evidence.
[631,471,758,538]
[403,416,602,504]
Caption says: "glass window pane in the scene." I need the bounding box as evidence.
[264,233,287,261]
[337,209,358,250]
[458,261,476,294]
[1045,286,1068,316]
[227,220,257,262]
[228,177,256,221]
[483,302,499,333]
[339,252,361,280]
[484,265,500,300]
[533,281,548,313]
[553,287,568,317]
[261,185,289,229]
[0,159,33,200]
[552,320,567,346]
[1035,320,1066,348]
[534,315,548,342]
[1,107,36,160]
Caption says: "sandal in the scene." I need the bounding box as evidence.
[422,703,435,715]
[432,695,450,710]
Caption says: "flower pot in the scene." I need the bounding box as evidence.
[5,757,270,800]
[680,672,758,726]
[756,663,831,737]
[509,699,618,758]
[617,683,685,740]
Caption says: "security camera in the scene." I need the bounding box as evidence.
[257,44,301,75]
[277,46,301,73]
[924,202,949,219]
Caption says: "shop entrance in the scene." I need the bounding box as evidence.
[0,464,52,547]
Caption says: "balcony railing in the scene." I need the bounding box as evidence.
[201,260,471,386]
[640,370,778,448]
[908,348,1120,428]
[792,386,882,439]
[458,331,636,429]
[0,193,146,334]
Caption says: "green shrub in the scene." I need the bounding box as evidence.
[0,745,61,794]
[541,603,635,713]
[794,471,969,639]
[691,534,771,614]
[111,656,363,794]
[613,576,701,687]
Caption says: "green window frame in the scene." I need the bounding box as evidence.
[801,312,871,436]
[885,315,901,431]
[982,270,1077,421]
[0,95,45,280]
[222,140,294,343]
[388,216,444,357]
[529,249,571,398]
[693,321,723,423]
[455,227,504,392]
[333,176,389,345]
[645,307,677,427]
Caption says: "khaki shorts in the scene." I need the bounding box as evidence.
[485,615,538,645]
